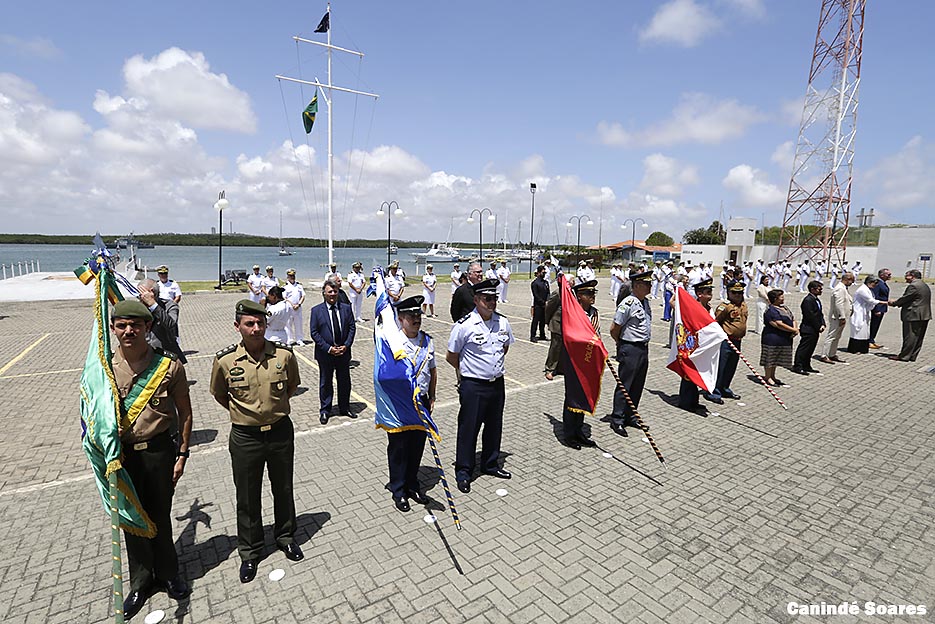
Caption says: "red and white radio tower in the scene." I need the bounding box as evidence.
[777,0,866,268]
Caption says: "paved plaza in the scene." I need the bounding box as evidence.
[0,277,933,623]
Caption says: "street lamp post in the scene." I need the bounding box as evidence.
[467,208,496,261]
[621,218,648,263]
[377,201,402,267]
[566,214,594,264]
[214,191,229,290]
[528,183,537,277]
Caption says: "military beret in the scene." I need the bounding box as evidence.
[394,295,424,313]
[156,265,169,273]
[629,270,654,283]
[472,278,500,295]
[695,278,714,290]
[573,279,598,293]
[286,269,296,276]
[112,299,153,321]
[236,299,269,316]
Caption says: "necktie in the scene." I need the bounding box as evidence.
[330,304,341,343]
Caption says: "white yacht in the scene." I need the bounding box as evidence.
[411,243,461,263]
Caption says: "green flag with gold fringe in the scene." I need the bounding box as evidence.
[303,89,319,134]
[77,259,155,537]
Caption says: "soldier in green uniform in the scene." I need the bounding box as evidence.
[209,299,303,584]
[110,299,193,620]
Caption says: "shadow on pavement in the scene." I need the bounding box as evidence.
[188,429,217,447]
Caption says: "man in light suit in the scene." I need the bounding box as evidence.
[888,269,932,362]
[793,281,825,375]
[817,271,854,364]
[309,279,357,423]
[137,278,187,364]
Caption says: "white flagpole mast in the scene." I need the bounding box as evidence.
[275,2,380,267]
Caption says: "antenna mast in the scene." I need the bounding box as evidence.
[777,0,865,268]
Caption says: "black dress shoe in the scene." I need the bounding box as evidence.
[319,412,329,425]
[406,490,429,505]
[562,438,581,450]
[123,589,150,620]
[239,560,258,583]
[805,368,820,374]
[394,497,411,512]
[611,422,629,437]
[530,337,538,343]
[538,335,547,340]
[577,436,597,447]
[163,577,191,599]
[278,542,304,561]
[457,480,471,493]
[792,367,809,376]
[722,391,741,400]
[484,468,512,479]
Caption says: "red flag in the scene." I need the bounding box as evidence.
[559,274,608,414]
[666,288,727,392]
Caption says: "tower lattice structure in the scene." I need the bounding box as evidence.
[777,0,865,267]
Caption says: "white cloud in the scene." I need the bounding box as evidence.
[863,136,935,213]
[722,164,786,207]
[639,153,700,196]
[639,0,722,47]
[597,92,765,147]
[779,96,806,126]
[770,140,795,173]
[718,0,766,19]
[123,48,256,132]
[0,34,61,59]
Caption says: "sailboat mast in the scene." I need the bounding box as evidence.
[326,2,334,266]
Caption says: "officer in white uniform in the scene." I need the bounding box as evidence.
[421,264,438,317]
[261,266,279,302]
[446,278,514,494]
[264,286,294,344]
[324,263,342,282]
[155,266,182,304]
[347,262,366,322]
[385,261,405,302]
[246,265,265,304]
[579,259,596,285]
[282,269,306,345]
[496,260,511,303]
[450,263,462,295]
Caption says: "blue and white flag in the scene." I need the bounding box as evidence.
[371,267,440,440]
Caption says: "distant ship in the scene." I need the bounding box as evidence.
[411,243,460,263]
[106,234,154,250]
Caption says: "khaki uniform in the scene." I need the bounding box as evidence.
[210,340,300,561]
[114,347,188,593]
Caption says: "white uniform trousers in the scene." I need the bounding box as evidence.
[288,306,305,343]
[349,290,363,321]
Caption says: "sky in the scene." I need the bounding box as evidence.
[1,0,933,248]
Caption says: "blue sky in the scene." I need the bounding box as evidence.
[1,0,932,246]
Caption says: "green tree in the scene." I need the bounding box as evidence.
[645,231,674,247]
[682,226,724,245]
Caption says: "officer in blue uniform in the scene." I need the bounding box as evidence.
[446,278,515,493]
[608,270,653,436]
[385,295,436,512]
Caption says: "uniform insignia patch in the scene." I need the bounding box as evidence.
[229,366,245,376]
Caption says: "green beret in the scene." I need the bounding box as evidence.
[236,299,269,316]
[112,299,153,321]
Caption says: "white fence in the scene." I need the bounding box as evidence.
[0,260,41,279]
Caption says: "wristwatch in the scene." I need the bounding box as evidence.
[177,450,190,459]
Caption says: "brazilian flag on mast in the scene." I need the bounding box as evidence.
[303,88,318,134]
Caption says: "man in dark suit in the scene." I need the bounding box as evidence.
[793,280,825,374]
[888,269,932,362]
[309,279,357,423]
[450,261,483,321]
[138,278,187,364]
[529,265,549,342]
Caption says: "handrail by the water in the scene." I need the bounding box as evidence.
[0,260,41,280]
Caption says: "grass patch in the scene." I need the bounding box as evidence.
[178,281,248,293]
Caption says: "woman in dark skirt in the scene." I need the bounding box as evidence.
[760,289,798,387]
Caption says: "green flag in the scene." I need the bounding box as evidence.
[78,262,156,537]
[303,89,318,134]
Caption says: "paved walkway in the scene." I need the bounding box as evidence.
[0,278,933,623]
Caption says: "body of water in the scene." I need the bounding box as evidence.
[0,244,526,281]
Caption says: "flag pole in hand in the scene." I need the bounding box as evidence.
[605,360,668,469]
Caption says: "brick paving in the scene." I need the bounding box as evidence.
[0,278,933,623]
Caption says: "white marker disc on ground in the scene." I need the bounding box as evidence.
[496,488,508,497]
[710,412,720,417]
[269,568,286,582]
[641,437,649,443]
[737,402,746,407]
[144,611,165,624]
[813,372,824,376]
[423,514,437,524]
[602,452,613,458]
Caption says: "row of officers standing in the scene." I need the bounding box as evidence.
[108,273,518,619]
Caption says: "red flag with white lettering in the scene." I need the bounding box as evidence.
[559,274,608,414]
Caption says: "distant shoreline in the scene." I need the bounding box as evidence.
[0,234,449,249]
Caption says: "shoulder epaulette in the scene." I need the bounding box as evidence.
[494,311,507,318]
[216,343,238,359]
[154,347,178,361]
[457,314,471,324]
[274,341,294,352]
[622,295,638,306]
